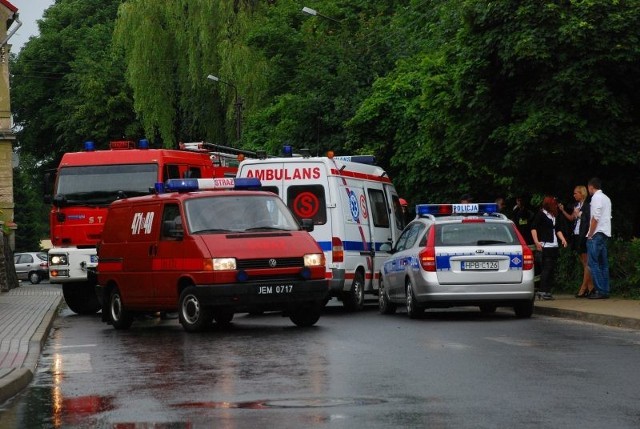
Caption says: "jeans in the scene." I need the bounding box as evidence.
[587,233,610,296]
[539,247,559,294]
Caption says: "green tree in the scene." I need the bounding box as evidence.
[12,156,48,251]
[11,0,141,166]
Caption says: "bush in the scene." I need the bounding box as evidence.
[554,238,640,298]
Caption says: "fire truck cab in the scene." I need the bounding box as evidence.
[237,151,405,311]
[46,139,230,315]
[97,178,328,332]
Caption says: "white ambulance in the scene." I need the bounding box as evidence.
[237,151,405,310]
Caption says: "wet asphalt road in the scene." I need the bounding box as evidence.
[1,290,640,428]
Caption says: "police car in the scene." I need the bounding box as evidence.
[378,203,535,318]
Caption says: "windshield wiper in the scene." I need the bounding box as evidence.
[193,228,232,234]
[244,226,291,232]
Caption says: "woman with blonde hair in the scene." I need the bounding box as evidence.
[559,185,594,297]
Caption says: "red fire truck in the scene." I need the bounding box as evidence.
[45,139,237,314]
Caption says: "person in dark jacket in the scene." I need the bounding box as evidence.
[559,185,594,297]
[531,196,568,300]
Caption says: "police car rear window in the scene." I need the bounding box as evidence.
[435,223,517,246]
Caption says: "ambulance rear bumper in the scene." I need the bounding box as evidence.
[194,279,329,309]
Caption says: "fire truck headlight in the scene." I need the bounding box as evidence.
[213,258,237,271]
[50,255,69,266]
[304,253,324,267]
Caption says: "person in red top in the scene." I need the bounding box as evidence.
[531,196,568,300]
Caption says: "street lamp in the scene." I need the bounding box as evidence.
[207,74,243,142]
[301,6,341,23]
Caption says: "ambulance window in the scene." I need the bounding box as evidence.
[287,185,327,225]
[392,195,406,230]
[368,189,390,228]
[161,204,182,240]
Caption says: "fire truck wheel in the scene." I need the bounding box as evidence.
[63,283,101,315]
[342,271,365,312]
[289,303,321,327]
[109,287,133,330]
[179,287,212,332]
[213,308,234,326]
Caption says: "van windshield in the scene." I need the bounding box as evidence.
[185,194,302,234]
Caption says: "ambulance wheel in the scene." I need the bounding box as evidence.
[213,308,234,326]
[63,282,101,315]
[378,278,397,315]
[342,271,365,312]
[109,287,133,330]
[179,287,212,332]
[290,303,321,327]
[406,280,423,319]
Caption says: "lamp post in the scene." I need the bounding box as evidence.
[207,74,243,142]
[301,6,341,23]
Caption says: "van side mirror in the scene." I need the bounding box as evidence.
[52,194,67,208]
[301,218,314,232]
[43,170,56,204]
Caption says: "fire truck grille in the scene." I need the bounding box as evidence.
[237,257,304,270]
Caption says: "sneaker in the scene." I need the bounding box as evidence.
[541,292,554,300]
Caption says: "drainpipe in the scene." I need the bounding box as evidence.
[1,12,22,47]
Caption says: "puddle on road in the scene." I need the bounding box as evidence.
[175,397,387,409]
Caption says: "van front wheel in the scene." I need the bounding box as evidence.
[179,287,212,332]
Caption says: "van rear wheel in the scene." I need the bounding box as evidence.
[290,303,321,327]
[342,271,365,312]
[213,308,234,326]
[179,287,212,332]
[109,287,133,330]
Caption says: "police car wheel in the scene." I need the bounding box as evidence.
[179,287,212,332]
[406,281,423,319]
[378,278,397,315]
[343,272,365,312]
[514,299,534,319]
[109,288,133,330]
[289,303,321,327]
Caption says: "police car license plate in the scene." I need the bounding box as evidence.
[462,261,498,271]
[257,284,294,295]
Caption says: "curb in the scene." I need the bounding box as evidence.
[0,295,62,405]
[534,306,640,330]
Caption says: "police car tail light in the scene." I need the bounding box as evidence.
[512,227,534,271]
[419,227,437,272]
[212,258,237,271]
[163,178,261,192]
[332,237,344,263]
[304,253,325,267]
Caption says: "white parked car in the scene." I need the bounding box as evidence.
[14,252,49,284]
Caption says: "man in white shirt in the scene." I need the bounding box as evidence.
[586,177,612,299]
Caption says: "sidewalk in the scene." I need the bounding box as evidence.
[0,284,639,405]
[0,282,62,405]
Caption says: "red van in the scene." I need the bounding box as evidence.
[96,178,328,332]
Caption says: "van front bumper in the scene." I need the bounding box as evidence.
[194,279,329,310]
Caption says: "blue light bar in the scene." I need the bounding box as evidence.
[83,141,95,151]
[417,203,498,217]
[333,155,376,165]
[164,177,262,192]
[282,145,293,157]
[138,138,149,149]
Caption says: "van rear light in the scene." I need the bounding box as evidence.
[419,226,436,272]
[512,226,534,271]
[332,237,344,263]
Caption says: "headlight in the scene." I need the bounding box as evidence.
[304,253,325,267]
[213,258,236,271]
[50,254,69,265]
